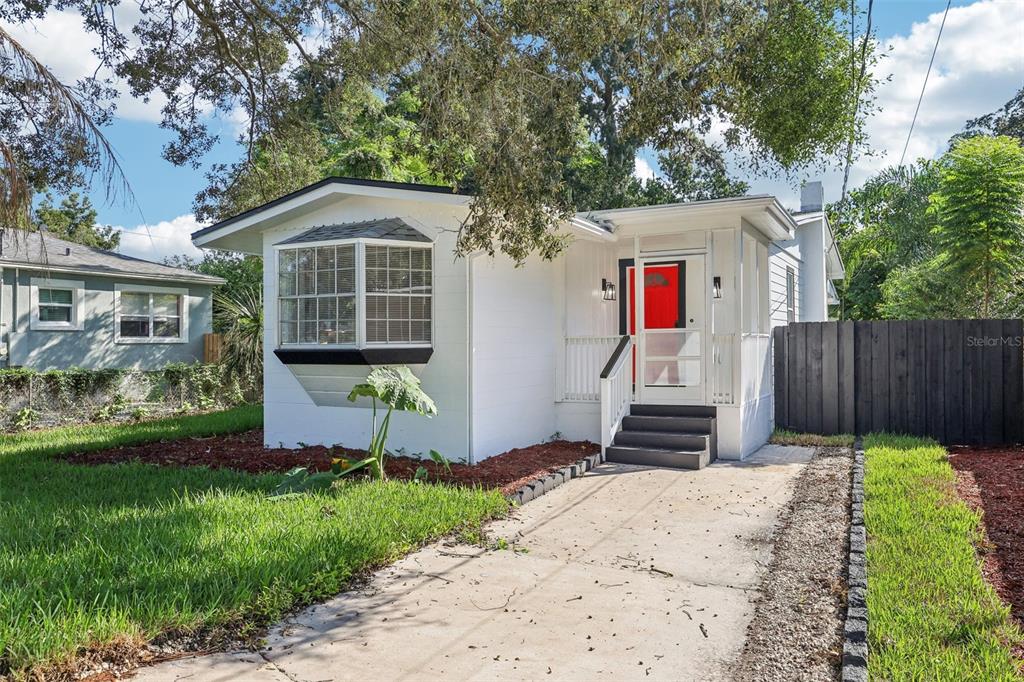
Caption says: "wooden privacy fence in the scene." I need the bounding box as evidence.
[203,333,224,364]
[773,320,1024,445]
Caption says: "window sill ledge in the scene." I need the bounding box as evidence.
[30,323,83,332]
[274,347,433,365]
[115,338,188,345]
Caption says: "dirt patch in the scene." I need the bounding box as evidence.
[731,446,853,682]
[63,430,598,496]
[949,445,1024,632]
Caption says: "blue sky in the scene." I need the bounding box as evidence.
[6,0,1023,261]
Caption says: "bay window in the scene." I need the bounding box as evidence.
[277,240,432,348]
[278,244,357,345]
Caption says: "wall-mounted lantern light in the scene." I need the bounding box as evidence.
[602,278,617,301]
[712,276,723,299]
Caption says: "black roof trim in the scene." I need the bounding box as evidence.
[274,347,433,365]
[192,176,469,240]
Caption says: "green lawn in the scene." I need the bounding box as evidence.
[864,434,1023,680]
[0,407,507,678]
[769,428,855,448]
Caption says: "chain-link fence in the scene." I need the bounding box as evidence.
[0,363,253,431]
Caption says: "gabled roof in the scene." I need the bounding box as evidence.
[275,218,431,246]
[583,194,798,241]
[0,229,224,285]
[792,210,845,280]
[192,177,469,252]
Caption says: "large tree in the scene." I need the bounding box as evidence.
[34,192,120,250]
[827,162,940,319]
[195,80,445,222]
[959,86,1024,144]
[836,135,1024,320]
[2,0,873,262]
[927,135,1024,318]
[204,82,751,223]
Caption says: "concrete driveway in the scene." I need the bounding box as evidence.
[136,445,812,682]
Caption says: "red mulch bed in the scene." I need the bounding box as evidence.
[64,429,598,496]
[949,445,1024,631]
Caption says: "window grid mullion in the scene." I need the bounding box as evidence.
[356,241,365,348]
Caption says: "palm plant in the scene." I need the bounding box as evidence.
[213,286,263,397]
[0,26,130,229]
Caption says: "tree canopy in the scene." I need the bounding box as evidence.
[827,162,940,319]
[959,86,1024,144]
[34,193,120,250]
[831,135,1024,320]
[927,135,1024,317]
[164,251,263,332]
[3,1,874,261]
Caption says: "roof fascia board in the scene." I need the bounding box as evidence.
[582,195,775,221]
[585,196,796,241]
[272,236,435,250]
[793,211,825,224]
[569,216,615,241]
[193,182,470,248]
[0,261,225,285]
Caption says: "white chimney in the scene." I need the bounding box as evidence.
[800,181,824,213]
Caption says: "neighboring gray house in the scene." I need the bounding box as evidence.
[0,230,223,370]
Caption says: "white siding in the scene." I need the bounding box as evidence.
[262,196,473,462]
[470,253,559,460]
[795,217,827,321]
[769,245,801,329]
[552,237,619,442]
[561,239,617,338]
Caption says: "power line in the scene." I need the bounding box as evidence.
[113,228,179,242]
[840,0,875,205]
[899,0,952,167]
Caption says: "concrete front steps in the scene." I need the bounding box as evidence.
[605,404,718,470]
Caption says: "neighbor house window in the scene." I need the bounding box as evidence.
[39,289,73,322]
[277,242,432,347]
[30,277,84,331]
[786,267,796,323]
[115,284,188,342]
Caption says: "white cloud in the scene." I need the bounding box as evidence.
[634,156,656,182]
[866,0,1023,172]
[114,214,208,263]
[2,9,170,124]
[742,0,1024,208]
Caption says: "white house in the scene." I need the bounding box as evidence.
[192,177,843,468]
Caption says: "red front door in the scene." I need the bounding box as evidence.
[624,256,705,402]
[628,264,682,333]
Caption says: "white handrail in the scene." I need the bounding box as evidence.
[600,336,633,456]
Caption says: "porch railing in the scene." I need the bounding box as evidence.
[561,336,621,401]
[599,335,633,454]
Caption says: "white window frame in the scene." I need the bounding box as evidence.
[114,283,189,344]
[274,237,434,350]
[30,277,84,331]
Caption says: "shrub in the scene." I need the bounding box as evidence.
[0,364,248,432]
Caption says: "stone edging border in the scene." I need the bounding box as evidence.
[843,438,868,682]
[507,450,604,506]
